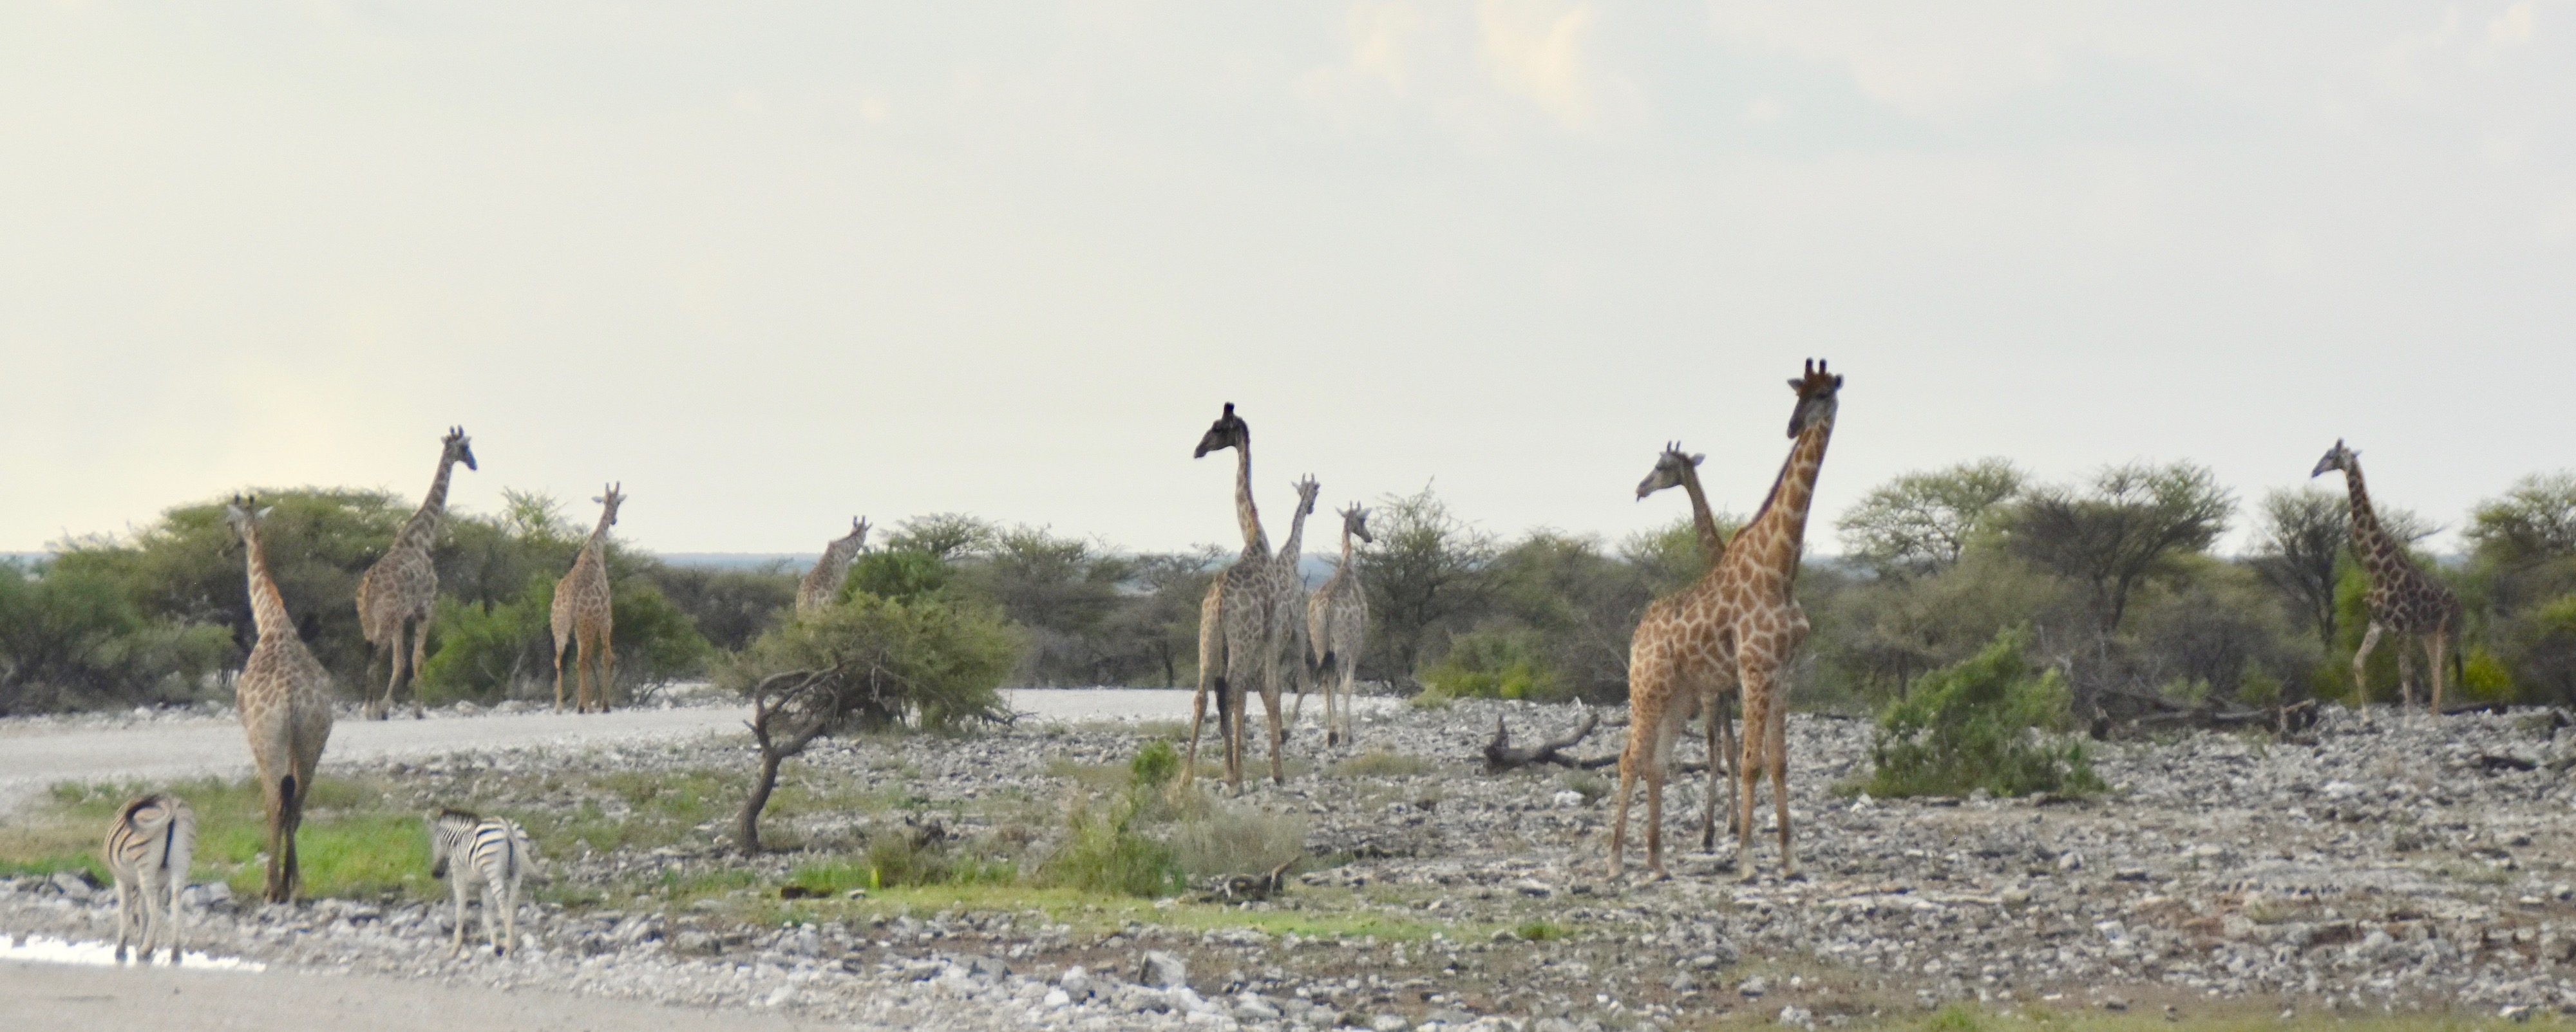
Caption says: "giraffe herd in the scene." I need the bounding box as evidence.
[102,358,2473,962]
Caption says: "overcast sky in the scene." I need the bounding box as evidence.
[3,2,2569,557]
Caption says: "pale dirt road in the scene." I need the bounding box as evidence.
[0,688,1391,811]
[0,958,840,1032]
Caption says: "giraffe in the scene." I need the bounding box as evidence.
[225,495,336,903]
[551,484,624,714]
[1611,361,1842,880]
[355,426,475,720]
[1183,403,1289,793]
[1634,441,1739,849]
[2312,440,2463,712]
[795,516,871,614]
[1307,503,1372,747]
[1274,475,1320,735]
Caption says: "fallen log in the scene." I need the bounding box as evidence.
[1483,710,1614,772]
[1481,710,1718,774]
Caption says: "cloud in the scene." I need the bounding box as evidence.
[1709,2,2079,122]
[1477,0,1597,128]
[2492,2,2537,44]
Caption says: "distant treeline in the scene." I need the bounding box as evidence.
[3,458,2573,717]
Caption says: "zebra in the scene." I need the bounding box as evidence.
[429,807,538,957]
[102,793,195,964]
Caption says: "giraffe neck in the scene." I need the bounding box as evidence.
[395,453,461,550]
[576,510,614,574]
[1676,460,1726,567]
[808,537,862,590]
[1278,498,1312,568]
[2339,462,2405,580]
[1732,417,1836,576]
[242,523,294,641]
[1233,444,1268,561]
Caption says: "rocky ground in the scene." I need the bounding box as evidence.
[5,698,2575,1030]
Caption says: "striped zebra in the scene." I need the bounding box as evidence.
[102,793,195,964]
[430,807,538,957]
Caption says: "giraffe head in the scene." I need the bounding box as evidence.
[2311,439,2358,478]
[222,493,274,541]
[442,426,478,472]
[592,483,625,527]
[1291,476,1321,517]
[1194,402,1249,459]
[1635,442,1705,500]
[831,516,871,552]
[1338,504,1374,544]
[1787,359,1843,438]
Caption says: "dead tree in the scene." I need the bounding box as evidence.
[1483,710,1618,772]
[734,668,837,855]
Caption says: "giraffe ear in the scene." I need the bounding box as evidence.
[256,506,276,520]
[1787,378,1803,391]
[1689,454,1705,467]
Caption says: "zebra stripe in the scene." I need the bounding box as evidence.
[430,807,536,958]
[102,793,195,964]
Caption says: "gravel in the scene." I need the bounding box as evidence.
[3,697,2572,1029]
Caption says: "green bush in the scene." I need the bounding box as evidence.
[721,593,1023,732]
[843,550,952,606]
[0,560,232,714]
[417,577,554,704]
[1418,627,1564,702]
[1041,793,1183,898]
[1866,628,2101,799]
[1129,738,1180,789]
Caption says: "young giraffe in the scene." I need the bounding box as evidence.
[551,484,624,714]
[1307,503,1372,747]
[1634,441,1739,849]
[1183,404,1289,793]
[226,495,336,903]
[2312,440,2463,712]
[1274,476,1320,734]
[1612,361,1842,880]
[795,516,871,614]
[355,427,476,720]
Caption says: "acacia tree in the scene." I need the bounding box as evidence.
[1358,484,1499,686]
[2008,462,2233,633]
[1837,458,2026,580]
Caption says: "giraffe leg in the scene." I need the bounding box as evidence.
[1700,687,1730,853]
[598,640,619,713]
[2397,637,2421,711]
[1182,675,1212,792]
[1337,663,1358,747]
[552,632,571,713]
[1262,675,1287,787]
[1608,735,1639,879]
[2351,621,2385,712]
[2427,628,2452,715]
[1767,686,1795,879]
[1644,716,1670,880]
[1736,669,1770,881]
[408,616,431,717]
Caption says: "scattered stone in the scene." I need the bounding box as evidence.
[1138,950,1188,989]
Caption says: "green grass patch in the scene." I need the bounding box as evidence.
[1513,919,1567,941]
[1329,751,1434,778]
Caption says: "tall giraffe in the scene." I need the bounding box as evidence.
[1634,441,1738,849]
[1612,361,1842,880]
[355,426,475,720]
[551,484,624,714]
[1274,476,1320,734]
[2312,440,2462,711]
[1184,404,1289,793]
[795,517,871,614]
[225,495,336,903]
[1307,503,1372,747]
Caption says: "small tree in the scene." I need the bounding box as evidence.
[1358,483,1499,686]
[1838,458,2025,580]
[1866,628,2101,799]
[722,594,1024,853]
[2007,462,2233,633]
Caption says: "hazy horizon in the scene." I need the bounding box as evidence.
[5,3,2568,558]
